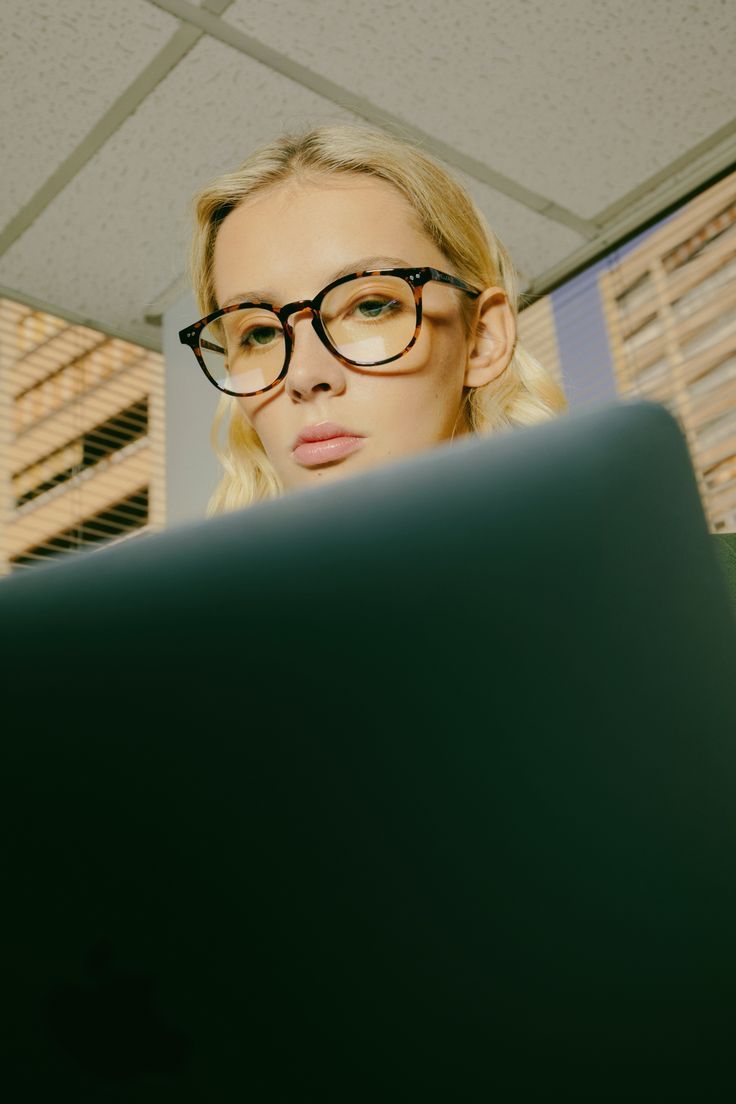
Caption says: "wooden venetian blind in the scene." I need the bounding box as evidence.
[599,171,736,533]
[0,299,166,574]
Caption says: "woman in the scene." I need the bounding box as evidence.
[180,124,567,515]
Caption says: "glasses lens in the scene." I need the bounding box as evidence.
[199,308,285,395]
[321,275,416,365]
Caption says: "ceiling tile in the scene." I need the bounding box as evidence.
[0,0,178,231]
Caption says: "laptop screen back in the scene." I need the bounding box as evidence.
[1,399,735,1098]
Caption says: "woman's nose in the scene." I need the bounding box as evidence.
[284,310,346,401]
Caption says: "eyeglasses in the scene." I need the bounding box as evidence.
[178,266,481,397]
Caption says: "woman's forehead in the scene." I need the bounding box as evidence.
[220,174,428,248]
[213,174,441,302]
[238,171,413,216]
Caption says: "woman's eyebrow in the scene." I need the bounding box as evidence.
[219,256,412,309]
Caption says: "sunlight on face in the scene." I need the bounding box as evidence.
[212,174,476,492]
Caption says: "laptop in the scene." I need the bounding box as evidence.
[1,399,735,1099]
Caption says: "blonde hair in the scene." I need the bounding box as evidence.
[188,124,567,515]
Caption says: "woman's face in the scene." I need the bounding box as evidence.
[212,173,510,492]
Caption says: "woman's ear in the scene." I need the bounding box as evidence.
[464,287,517,388]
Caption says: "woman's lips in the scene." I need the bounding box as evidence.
[293,435,366,467]
[292,422,366,468]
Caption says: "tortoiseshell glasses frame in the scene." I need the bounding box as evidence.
[178,266,482,397]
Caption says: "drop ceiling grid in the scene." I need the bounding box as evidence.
[0,0,178,231]
[220,0,736,219]
[0,27,585,348]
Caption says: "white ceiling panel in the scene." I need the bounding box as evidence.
[0,0,178,230]
[221,0,736,220]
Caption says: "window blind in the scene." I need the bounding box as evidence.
[519,167,736,533]
[0,301,165,574]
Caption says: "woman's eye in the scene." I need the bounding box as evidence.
[241,326,278,349]
[354,297,399,319]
